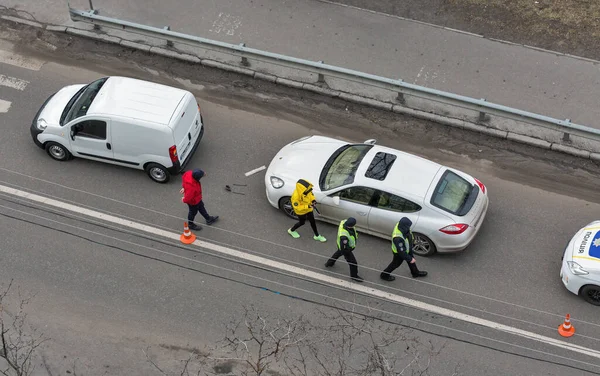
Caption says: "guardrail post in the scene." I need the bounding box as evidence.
[317,61,325,84]
[87,1,101,30]
[395,79,405,104]
[563,119,571,142]
[239,43,250,66]
[163,26,174,47]
[478,98,488,123]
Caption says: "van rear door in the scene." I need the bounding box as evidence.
[172,93,202,164]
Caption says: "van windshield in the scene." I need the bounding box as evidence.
[60,77,108,126]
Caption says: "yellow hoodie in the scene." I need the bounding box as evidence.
[291,179,316,215]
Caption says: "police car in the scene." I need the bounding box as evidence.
[560,220,600,305]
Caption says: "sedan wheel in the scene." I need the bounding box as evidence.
[412,233,437,257]
[581,285,600,306]
[279,196,298,219]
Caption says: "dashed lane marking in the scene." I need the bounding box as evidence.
[244,165,266,176]
[0,74,29,90]
[1,183,600,363]
[0,50,45,71]
[0,99,11,113]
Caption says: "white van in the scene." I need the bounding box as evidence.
[30,76,204,183]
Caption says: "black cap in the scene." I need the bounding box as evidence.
[399,217,412,228]
[192,169,205,180]
[345,217,356,227]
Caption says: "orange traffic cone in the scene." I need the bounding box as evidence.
[558,314,575,337]
[180,222,197,244]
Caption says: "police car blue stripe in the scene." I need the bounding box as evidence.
[589,230,600,259]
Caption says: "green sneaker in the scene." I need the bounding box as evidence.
[288,229,300,239]
[313,235,327,242]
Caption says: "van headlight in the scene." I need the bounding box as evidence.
[567,261,589,275]
[270,176,284,189]
[37,118,48,130]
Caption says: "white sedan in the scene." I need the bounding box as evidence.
[561,221,600,305]
[264,136,489,256]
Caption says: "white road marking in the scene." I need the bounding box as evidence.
[0,99,11,113]
[0,50,45,71]
[209,12,242,36]
[1,183,600,361]
[0,74,29,90]
[415,65,424,83]
[244,165,266,176]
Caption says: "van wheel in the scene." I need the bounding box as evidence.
[45,142,72,161]
[412,233,437,257]
[145,163,170,183]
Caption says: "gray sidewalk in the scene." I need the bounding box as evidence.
[3,0,599,128]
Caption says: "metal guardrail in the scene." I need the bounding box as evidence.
[68,7,600,142]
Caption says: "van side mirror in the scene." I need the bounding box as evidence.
[71,124,82,140]
[332,196,340,205]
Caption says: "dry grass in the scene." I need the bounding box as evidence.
[335,0,600,59]
[444,0,600,57]
[452,0,600,36]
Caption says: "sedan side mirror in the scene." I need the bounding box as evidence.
[364,139,377,145]
[332,196,340,206]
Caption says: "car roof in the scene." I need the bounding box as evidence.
[87,76,188,126]
[355,145,443,199]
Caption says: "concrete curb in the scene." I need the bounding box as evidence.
[2,15,599,162]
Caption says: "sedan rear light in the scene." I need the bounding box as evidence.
[474,178,486,194]
[439,224,469,235]
[169,145,178,163]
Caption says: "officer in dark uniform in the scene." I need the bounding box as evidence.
[380,217,428,281]
[325,217,364,282]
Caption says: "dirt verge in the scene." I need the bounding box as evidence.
[333,0,600,61]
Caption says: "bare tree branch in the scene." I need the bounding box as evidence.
[143,347,170,376]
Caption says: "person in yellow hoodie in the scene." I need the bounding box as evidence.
[288,179,327,242]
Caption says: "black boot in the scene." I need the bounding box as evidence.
[408,262,427,278]
[189,223,202,231]
[351,275,364,282]
[380,273,395,281]
[207,216,219,225]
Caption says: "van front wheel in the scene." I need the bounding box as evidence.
[145,163,171,183]
[45,142,72,161]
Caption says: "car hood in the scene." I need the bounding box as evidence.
[267,136,347,195]
[569,221,600,271]
[37,84,86,126]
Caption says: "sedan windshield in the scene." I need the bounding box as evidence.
[319,144,373,191]
[60,77,108,126]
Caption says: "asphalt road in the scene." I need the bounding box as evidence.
[1,23,600,375]
[1,0,599,129]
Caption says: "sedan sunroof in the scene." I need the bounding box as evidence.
[365,152,396,180]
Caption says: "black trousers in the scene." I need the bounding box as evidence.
[187,200,210,225]
[326,249,359,277]
[381,252,420,278]
[291,211,319,236]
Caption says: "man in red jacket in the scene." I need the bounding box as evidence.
[180,169,219,230]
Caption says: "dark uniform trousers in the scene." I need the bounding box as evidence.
[326,249,359,277]
[381,252,421,278]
